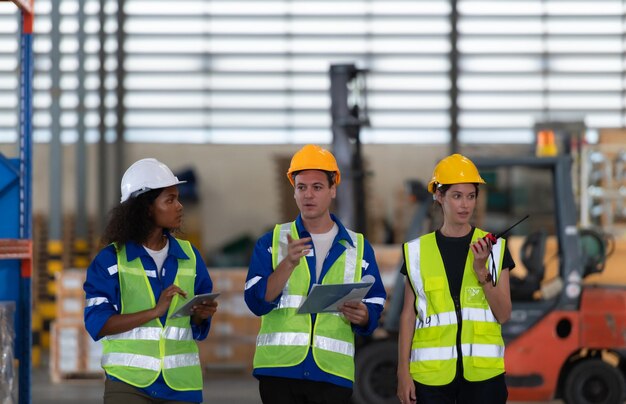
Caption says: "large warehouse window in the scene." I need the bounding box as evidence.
[123,0,451,143]
[1,1,625,144]
[0,0,118,144]
[458,0,625,143]
[0,4,19,142]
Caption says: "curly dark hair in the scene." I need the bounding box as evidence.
[101,188,175,247]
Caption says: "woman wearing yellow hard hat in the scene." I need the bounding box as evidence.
[397,154,515,404]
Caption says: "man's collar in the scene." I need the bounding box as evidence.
[295,214,355,248]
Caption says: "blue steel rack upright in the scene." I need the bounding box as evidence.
[0,1,34,403]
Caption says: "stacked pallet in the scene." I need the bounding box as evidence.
[50,269,104,382]
[198,268,260,374]
[32,214,98,355]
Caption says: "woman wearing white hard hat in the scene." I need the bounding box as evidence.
[397,154,515,404]
[84,158,217,403]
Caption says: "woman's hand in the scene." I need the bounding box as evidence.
[397,371,417,404]
[191,298,218,324]
[153,284,187,318]
[470,237,492,281]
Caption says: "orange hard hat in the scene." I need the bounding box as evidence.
[286,144,341,186]
[427,153,485,193]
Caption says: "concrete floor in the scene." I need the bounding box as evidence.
[32,365,261,404]
[29,359,561,404]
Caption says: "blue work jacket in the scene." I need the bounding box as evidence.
[244,214,387,388]
[83,231,213,403]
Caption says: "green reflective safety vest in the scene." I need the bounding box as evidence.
[101,238,203,391]
[253,221,364,381]
[403,229,506,386]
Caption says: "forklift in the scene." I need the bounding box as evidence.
[352,155,626,404]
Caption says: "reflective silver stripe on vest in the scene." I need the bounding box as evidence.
[278,222,295,295]
[416,310,457,329]
[163,353,200,369]
[406,239,428,322]
[105,327,162,341]
[277,222,293,264]
[257,332,310,347]
[313,335,354,357]
[461,343,505,358]
[101,352,161,371]
[276,294,305,309]
[163,326,193,341]
[343,229,359,283]
[489,240,504,278]
[462,307,497,323]
[410,346,457,362]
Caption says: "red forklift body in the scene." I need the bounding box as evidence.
[506,287,626,401]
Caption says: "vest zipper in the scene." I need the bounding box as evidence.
[310,314,316,348]
[453,295,463,372]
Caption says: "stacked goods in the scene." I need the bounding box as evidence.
[50,269,103,381]
[197,268,260,373]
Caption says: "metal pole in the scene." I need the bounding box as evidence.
[114,0,126,186]
[75,0,89,267]
[48,0,62,242]
[97,0,108,231]
[17,6,34,403]
[449,0,459,154]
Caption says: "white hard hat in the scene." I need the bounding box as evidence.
[120,158,186,203]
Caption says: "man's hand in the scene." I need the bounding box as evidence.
[339,301,369,327]
[285,234,312,268]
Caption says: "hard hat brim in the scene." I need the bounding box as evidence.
[122,180,187,203]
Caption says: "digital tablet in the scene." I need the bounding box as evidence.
[169,292,220,319]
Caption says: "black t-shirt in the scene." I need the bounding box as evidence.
[400,227,515,299]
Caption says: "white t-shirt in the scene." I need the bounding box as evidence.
[144,238,169,280]
[310,223,338,281]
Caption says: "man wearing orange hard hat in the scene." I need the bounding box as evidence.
[244,145,387,404]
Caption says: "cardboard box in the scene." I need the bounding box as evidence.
[56,269,86,297]
[197,337,256,372]
[209,269,248,293]
[210,314,260,339]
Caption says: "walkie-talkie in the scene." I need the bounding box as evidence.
[482,215,530,286]
[484,215,530,244]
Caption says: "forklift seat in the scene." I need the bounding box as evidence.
[510,230,547,301]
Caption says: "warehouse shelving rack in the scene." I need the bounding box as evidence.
[0,1,34,403]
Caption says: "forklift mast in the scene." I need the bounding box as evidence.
[329,63,369,234]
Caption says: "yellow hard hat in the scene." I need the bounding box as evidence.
[286,144,341,186]
[427,153,485,193]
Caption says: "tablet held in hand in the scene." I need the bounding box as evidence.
[169,292,220,319]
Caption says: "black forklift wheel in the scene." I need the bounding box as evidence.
[352,339,399,404]
[563,359,626,404]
